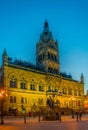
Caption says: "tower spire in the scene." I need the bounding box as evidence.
[80,73,84,84]
[36,21,60,74]
[2,48,8,66]
[3,48,7,57]
[44,20,49,28]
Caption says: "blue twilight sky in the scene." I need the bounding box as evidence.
[0,0,88,94]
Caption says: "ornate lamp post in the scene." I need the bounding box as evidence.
[0,90,8,124]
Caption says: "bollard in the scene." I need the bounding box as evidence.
[39,111,40,122]
[24,115,26,124]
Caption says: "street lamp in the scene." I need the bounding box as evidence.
[0,90,8,124]
[69,96,76,118]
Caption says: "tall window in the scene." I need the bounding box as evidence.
[21,97,27,104]
[74,90,77,95]
[25,98,27,104]
[47,86,52,92]
[62,88,66,94]
[21,97,24,103]
[20,78,26,89]
[54,55,57,61]
[10,96,13,103]
[14,96,16,103]
[30,84,35,90]
[54,87,58,92]
[48,52,50,59]
[10,96,16,103]
[39,85,43,91]
[68,88,72,95]
[78,90,81,96]
[10,76,17,88]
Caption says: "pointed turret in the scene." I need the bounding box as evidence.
[80,73,84,84]
[3,48,7,56]
[39,20,54,42]
[43,20,49,34]
[2,48,8,66]
[44,20,49,28]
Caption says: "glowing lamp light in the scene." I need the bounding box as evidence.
[1,91,4,94]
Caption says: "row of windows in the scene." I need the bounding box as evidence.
[48,52,57,61]
[37,52,58,62]
[38,53,45,61]
[10,81,45,91]
[48,67,58,74]
[9,96,82,109]
[10,96,44,105]
[9,77,82,96]
[62,88,82,96]
[10,96,16,103]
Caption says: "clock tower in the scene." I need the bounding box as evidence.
[36,20,60,74]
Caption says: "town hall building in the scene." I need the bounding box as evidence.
[0,20,84,115]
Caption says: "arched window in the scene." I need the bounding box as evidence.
[30,79,36,91]
[10,76,17,88]
[20,78,26,89]
[48,86,52,92]
[30,84,35,90]
[38,81,44,92]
